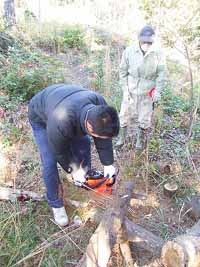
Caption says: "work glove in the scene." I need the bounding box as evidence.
[72,167,86,186]
[104,165,116,178]
[152,90,161,103]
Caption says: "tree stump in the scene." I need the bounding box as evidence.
[161,220,200,267]
[163,183,178,198]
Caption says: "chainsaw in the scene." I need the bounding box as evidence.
[82,169,118,195]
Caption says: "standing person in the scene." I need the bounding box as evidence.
[28,84,119,226]
[116,25,168,150]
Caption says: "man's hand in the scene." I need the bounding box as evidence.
[104,165,116,178]
[72,167,86,186]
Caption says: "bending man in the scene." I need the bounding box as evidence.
[28,84,119,226]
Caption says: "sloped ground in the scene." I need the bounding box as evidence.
[1,47,200,267]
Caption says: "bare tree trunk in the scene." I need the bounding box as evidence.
[184,44,194,107]
[4,0,16,28]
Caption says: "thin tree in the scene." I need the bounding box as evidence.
[4,0,16,28]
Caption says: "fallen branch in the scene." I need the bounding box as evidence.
[0,186,44,202]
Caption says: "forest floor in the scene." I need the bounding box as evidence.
[0,46,200,267]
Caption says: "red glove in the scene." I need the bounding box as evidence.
[148,87,155,98]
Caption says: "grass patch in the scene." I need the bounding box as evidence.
[0,200,95,267]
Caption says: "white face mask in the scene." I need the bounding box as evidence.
[140,43,152,53]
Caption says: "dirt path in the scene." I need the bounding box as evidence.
[56,50,92,88]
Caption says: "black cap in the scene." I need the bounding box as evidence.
[139,26,155,43]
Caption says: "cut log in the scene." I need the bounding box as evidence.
[0,186,44,202]
[85,181,134,267]
[185,195,200,220]
[125,218,164,256]
[161,219,200,267]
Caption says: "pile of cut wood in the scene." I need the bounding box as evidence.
[1,184,200,267]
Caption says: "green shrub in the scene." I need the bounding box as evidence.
[62,25,85,49]
[0,44,64,101]
[162,87,190,115]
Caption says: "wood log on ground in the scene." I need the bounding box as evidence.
[84,181,134,267]
[0,186,44,202]
[76,216,164,267]
[76,191,164,267]
[125,218,164,256]
[161,219,200,267]
[185,195,200,220]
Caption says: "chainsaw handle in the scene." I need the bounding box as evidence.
[106,176,116,187]
[106,169,119,187]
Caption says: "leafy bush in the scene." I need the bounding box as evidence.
[0,44,64,101]
[27,24,86,52]
[162,87,190,115]
[88,50,105,93]
[62,25,85,49]
[0,95,21,110]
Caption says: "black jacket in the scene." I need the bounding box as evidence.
[28,84,114,172]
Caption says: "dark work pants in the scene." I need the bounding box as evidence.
[30,120,91,208]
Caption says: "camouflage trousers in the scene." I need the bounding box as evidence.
[119,91,153,132]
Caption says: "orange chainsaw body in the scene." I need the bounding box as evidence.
[83,170,116,195]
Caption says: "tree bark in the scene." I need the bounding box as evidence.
[4,0,16,27]
[161,220,200,267]
[184,44,194,107]
[125,218,164,256]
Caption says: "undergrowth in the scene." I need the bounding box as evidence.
[0,43,64,101]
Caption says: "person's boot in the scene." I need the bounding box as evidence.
[115,127,127,149]
[52,206,69,227]
[135,127,148,150]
